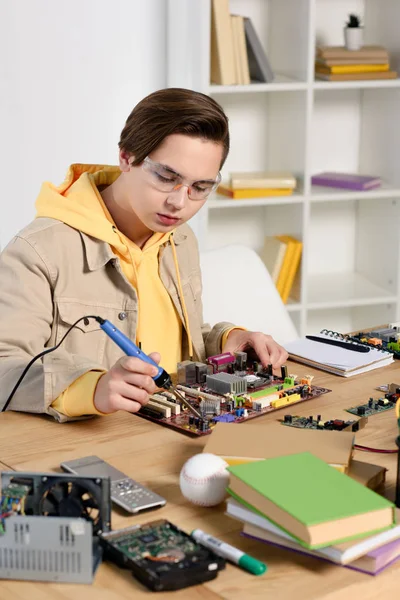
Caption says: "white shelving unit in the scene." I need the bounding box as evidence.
[167,0,400,337]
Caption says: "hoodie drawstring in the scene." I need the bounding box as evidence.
[170,236,193,360]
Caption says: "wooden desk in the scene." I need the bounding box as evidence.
[1,361,400,599]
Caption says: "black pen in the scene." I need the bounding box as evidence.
[305,336,370,353]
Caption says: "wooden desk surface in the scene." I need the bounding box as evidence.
[1,361,400,599]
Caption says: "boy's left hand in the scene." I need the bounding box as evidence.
[223,329,288,369]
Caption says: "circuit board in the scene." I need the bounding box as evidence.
[137,363,331,436]
[279,414,367,432]
[99,519,225,592]
[346,397,396,418]
[345,327,400,359]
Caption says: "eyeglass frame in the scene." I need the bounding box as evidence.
[139,155,221,201]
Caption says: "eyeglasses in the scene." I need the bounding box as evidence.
[140,156,221,201]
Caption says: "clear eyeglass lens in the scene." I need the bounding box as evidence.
[146,161,217,200]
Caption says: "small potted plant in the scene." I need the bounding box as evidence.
[344,14,363,51]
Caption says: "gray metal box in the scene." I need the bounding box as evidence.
[0,516,100,583]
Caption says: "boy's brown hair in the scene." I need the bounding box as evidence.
[119,88,229,167]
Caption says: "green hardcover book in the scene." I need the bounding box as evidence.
[227,452,395,549]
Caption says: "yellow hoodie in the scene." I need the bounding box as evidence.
[35,164,184,417]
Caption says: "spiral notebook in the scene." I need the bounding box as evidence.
[285,331,393,377]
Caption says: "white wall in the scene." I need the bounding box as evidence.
[0,0,167,247]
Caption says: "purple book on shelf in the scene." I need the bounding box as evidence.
[311,171,381,191]
[242,532,400,576]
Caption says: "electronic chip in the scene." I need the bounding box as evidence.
[139,533,159,544]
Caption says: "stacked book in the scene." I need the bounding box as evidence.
[311,172,381,191]
[315,45,398,81]
[258,234,302,304]
[211,0,274,85]
[225,452,400,576]
[217,171,297,200]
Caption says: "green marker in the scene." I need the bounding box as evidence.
[191,529,267,576]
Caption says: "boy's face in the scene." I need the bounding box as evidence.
[118,133,223,233]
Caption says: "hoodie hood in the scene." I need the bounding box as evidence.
[35,163,171,257]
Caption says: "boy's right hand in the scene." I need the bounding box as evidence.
[94,353,161,414]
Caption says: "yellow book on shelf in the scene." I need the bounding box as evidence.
[316,63,389,74]
[315,70,397,82]
[281,239,302,304]
[275,235,297,297]
[217,184,293,199]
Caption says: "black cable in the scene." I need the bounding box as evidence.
[1,315,102,413]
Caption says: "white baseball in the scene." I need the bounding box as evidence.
[179,453,230,507]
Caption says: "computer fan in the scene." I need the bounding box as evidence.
[0,472,111,534]
[38,478,103,531]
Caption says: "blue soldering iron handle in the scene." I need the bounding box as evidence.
[99,319,171,389]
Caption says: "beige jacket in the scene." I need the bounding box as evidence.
[0,218,234,422]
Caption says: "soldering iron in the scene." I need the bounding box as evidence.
[95,317,203,420]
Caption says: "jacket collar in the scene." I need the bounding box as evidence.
[81,233,115,271]
[80,225,188,272]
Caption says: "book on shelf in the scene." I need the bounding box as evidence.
[230,171,297,190]
[243,522,400,575]
[258,235,302,304]
[316,57,391,67]
[316,45,389,61]
[231,15,250,85]
[210,3,273,86]
[274,235,301,302]
[230,15,241,84]
[210,0,236,85]
[279,236,302,304]
[315,63,390,74]
[311,172,381,191]
[285,332,394,377]
[203,421,355,471]
[259,236,287,284]
[243,17,274,83]
[315,70,398,82]
[227,452,396,549]
[226,499,400,566]
[216,184,293,199]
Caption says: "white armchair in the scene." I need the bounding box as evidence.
[199,244,298,346]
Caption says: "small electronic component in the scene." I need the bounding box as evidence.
[146,399,171,418]
[234,351,247,371]
[207,352,236,373]
[0,482,30,534]
[150,394,181,416]
[194,362,208,384]
[271,393,301,409]
[176,385,223,403]
[200,398,221,417]
[177,360,197,384]
[206,372,247,395]
[99,519,225,591]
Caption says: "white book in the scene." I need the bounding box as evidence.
[230,171,296,190]
[258,236,287,284]
[226,498,400,565]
